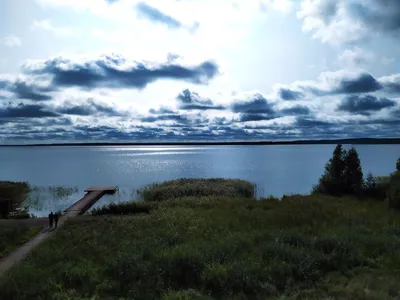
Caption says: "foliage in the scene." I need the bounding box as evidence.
[90,201,151,216]
[8,211,33,219]
[388,171,400,210]
[0,223,41,259]
[362,173,390,200]
[2,188,400,299]
[397,158,400,172]
[0,181,30,204]
[343,147,364,195]
[313,144,347,195]
[137,178,255,202]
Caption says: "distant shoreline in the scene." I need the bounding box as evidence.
[1,138,400,147]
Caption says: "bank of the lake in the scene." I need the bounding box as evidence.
[1,177,400,299]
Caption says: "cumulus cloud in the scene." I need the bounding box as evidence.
[0,77,52,101]
[378,74,400,94]
[338,47,374,67]
[54,99,125,116]
[23,54,219,90]
[337,95,397,114]
[176,89,225,110]
[0,104,59,119]
[292,70,382,96]
[298,0,400,45]
[278,88,304,101]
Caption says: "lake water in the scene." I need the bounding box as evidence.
[0,145,399,217]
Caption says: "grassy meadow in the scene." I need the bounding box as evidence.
[1,178,400,299]
[0,222,42,260]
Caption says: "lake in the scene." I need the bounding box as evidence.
[0,144,399,217]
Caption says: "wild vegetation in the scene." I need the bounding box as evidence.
[0,222,42,260]
[313,144,399,205]
[1,149,400,299]
[137,178,255,202]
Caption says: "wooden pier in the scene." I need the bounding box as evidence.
[64,186,118,216]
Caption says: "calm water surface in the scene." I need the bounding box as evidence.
[0,145,398,216]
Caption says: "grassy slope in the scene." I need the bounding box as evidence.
[1,194,400,299]
[0,223,42,260]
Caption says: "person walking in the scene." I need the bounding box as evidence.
[48,212,54,229]
[54,212,59,228]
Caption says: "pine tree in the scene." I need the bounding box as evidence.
[396,157,400,172]
[343,147,364,195]
[314,144,347,195]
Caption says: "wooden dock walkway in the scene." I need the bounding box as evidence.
[64,186,118,216]
[0,186,118,276]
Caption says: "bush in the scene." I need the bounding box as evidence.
[90,201,151,216]
[8,211,32,219]
[388,172,400,210]
[362,173,390,200]
[137,178,255,202]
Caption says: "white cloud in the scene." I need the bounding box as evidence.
[31,20,79,38]
[338,47,374,67]
[298,0,400,45]
[3,35,22,47]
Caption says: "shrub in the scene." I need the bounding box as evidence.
[388,172,400,210]
[137,178,255,202]
[90,201,151,216]
[362,173,390,200]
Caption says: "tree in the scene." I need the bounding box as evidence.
[396,157,400,172]
[364,172,376,190]
[343,147,364,195]
[314,144,347,195]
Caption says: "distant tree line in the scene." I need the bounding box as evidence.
[314,144,400,209]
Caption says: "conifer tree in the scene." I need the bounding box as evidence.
[343,147,363,195]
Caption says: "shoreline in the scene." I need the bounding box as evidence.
[1,137,400,147]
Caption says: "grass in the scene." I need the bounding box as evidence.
[90,201,151,216]
[0,223,42,260]
[137,178,255,202]
[0,179,400,299]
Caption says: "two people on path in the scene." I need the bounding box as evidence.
[48,212,60,229]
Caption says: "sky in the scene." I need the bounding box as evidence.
[0,0,400,143]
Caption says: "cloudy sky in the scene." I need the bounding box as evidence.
[1,0,400,143]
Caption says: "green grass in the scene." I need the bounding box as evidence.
[137,178,255,201]
[1,179,400,299]
[90,201,151,216]
[0,223,42,259]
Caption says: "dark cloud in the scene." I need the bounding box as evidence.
[239,113,276,122]
[149,107,175,114]
[231,94,275,114]
[337,95,397,114]
[136,2,182,28]
[279,88,304,101]
[10,81,52,101]
[279,106,310,116]
[141,114,188,123]
[335,73,382,94]
[295,118,333,128]
[347,0,400,34]
[0,104,59,119]
[177,89,225,110]
[24,55,219,90]
[0,78,52,101]
[55,99,124,116]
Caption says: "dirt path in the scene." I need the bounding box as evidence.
[0,211,77,276]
